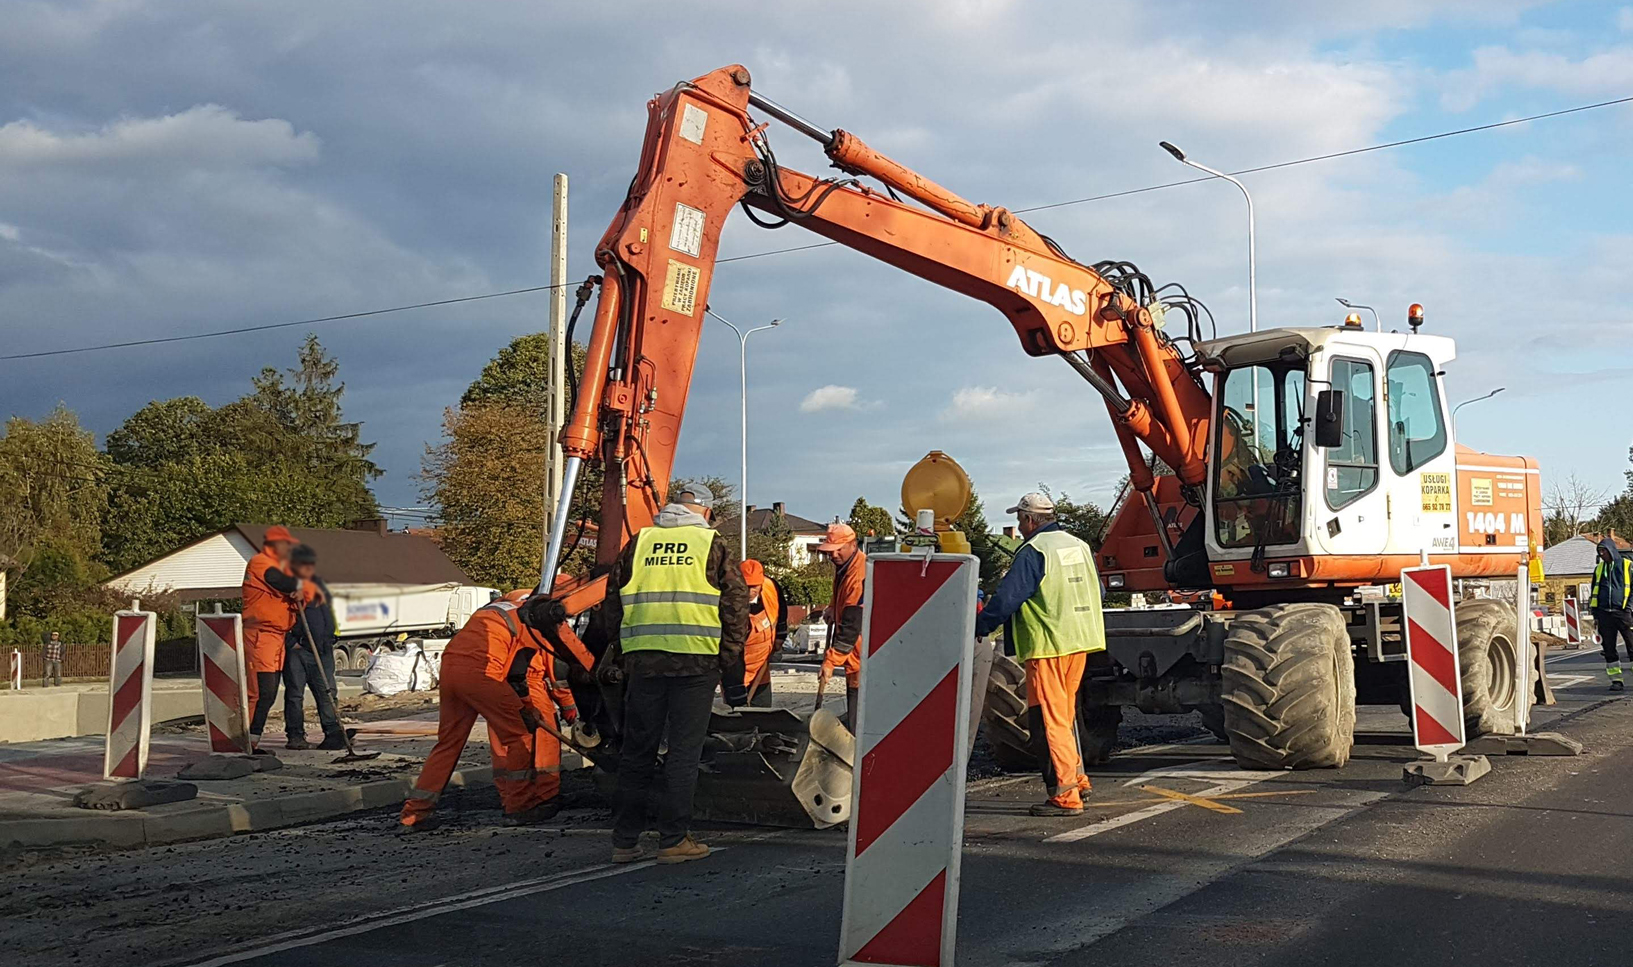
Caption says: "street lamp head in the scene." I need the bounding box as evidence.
[1336,297,1354,308]
[1159,141,1186,162]
[1492,387,1506,397]
[770,318,783,327]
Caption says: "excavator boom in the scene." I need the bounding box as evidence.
[545,65,1210,613]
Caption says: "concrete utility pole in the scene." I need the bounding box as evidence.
[540,173,569,588]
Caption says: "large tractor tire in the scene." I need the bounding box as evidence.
[1221,603,1355,770]
[1454,599,1533,737]
[980,652,1123,771]
[981,653,1036,773]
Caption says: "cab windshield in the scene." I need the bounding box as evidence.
[1212,363,1306,550]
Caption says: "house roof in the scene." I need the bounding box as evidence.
[106,523,472,598]
[736,507,828,535]
[226,524,472,584]
[1543,533,1633,577]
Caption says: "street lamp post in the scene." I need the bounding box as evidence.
[706,308,783,560]
[1335,298,1380,332]
[1160,141,1257,333]
[1452,387,1506,435]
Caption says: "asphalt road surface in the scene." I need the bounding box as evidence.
[4,647,1627,967]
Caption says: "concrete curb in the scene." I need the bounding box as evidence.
[0,766,495,850]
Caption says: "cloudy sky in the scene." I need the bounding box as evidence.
[4,1,1632,530]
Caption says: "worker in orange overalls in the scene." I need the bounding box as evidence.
[975,493,1105,817]
[739,559,785,707]
[400,590,592,830]
[242,525,302,751]
[815,523,866,729]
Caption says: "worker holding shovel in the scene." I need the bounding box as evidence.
[283,545,347,751]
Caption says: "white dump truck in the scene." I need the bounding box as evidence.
[326,583,499,670]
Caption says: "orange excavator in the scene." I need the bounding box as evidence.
[541,66,1543,803]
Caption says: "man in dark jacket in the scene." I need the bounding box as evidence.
[283,545,346,749]
[1590,536,1633,691]
[599,484,749,865]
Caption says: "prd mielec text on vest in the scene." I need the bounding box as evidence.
[643,542,698,567]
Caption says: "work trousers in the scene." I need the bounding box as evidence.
[244,628,288,718]
[283,643,341,741]
[42,659,62,687]
[1595,608,1633,679]
[1025,652,1091,808]
[248,671,282,747]
[748,680,775,708]
[488,678,562,806]
[613,671,717,849]
[400,663,549,826]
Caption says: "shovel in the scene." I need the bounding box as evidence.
[297,606,382,764]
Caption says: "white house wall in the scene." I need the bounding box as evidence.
[106,532,258,594]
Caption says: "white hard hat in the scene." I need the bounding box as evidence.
[1005,492,1055,515]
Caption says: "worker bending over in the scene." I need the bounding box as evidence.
[740,559,787,707]
[1590,537,1633,691]
[816,523,865,729]
[975,493,1106,817]
[242,525,301,752]
[400,591,588,830]
[601,484,749,864]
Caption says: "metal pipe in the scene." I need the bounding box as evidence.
[538,455,584,594]
[1060,353,1132,414]
[747,92,833,145]
[1143,490,1175,558]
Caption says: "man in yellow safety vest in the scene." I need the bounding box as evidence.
[600,483,749,864]
[1590,536,1633,691]
[975,492,1106,816]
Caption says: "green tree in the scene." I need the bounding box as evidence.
[1038,486,1110,549]
[101,338,379,572]
[424,334,598,586]
[0,406,107,580]
[847,497,895,542]
[956,487,1008,593]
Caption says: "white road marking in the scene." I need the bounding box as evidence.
[1043,779,1263,843]
[171,856,694,966]
[1548,674,1593,689]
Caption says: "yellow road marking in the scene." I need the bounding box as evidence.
[1139,784,1244,814]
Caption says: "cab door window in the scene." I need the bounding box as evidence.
[1385,351,1447,475]
[1325,357,1377,509]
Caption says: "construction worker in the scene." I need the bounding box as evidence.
[242,525,301,752]
[740,559,787,707]
[975,493,1105,817]
[601,483,749,865]
[399,591,585,830]
[283,545,345,751]
[1589,536,1633,691]
[815,522,865,729]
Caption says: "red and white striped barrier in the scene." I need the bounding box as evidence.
[1564,594,1581,647]
[1401,565,1464,760]
[105,609,157,780]
[197,613,251,754]
[840,553,979,967]
[8,649,20,690]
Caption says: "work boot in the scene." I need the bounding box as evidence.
[285,736,311,751]
[1612,680,1626,692]
[316,732,348,751]
[1029,800,1084,817]
[505,801,562,826]
[612,844,645,864]
[656,836,710,865]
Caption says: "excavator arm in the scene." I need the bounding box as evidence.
[545,65,1213,615]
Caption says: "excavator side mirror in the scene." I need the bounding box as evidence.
[1314,389,1345,448]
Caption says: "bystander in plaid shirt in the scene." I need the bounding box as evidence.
[43,636,64,662]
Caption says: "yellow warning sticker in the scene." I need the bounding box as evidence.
[660,259,700,316]
[1421,472,1452,513]
[1470,477,1493,507]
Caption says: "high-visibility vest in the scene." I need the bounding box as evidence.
[620,524,722,655]
[1591,557,1633,609]
[1010,529,1106,661]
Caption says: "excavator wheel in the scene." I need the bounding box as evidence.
[981,653,1036,773]
[980,652,1123,771]
[1220,603,1355,770]
[1455,599,1533,737]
